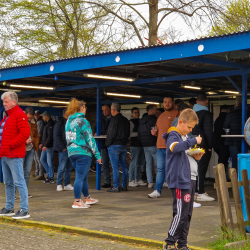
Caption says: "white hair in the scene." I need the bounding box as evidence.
[1,91,18,103]
[111,102,121,112]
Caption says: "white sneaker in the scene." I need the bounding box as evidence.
[193,202,201,208]
[64,184,74,191]
[163,182,168,188]
[148,183,154,188]
[135,180,147,186]
[128,181,138,187]
[148,190,161,198]
[56,185,63,191]
[196,193,215,201]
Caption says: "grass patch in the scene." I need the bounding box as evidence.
[208,229,250,250]
[59,227,66,232]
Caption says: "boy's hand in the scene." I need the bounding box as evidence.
[195,136,202,145]
[192,152,205,161]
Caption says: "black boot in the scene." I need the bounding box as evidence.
[141,172,147,181]
[107,186,120,192]
[121,186,128,191]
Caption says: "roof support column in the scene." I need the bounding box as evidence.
[242,72,248,153]
[96,84,102,190]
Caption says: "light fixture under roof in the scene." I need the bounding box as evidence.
[145,102,160,105]
[0,88,21,92]
[106,92,141,98]
[9,84,54,90]
[39,100,69,104]
[206,91,217,95]
[224,90,240,94]
[84,74,134,82]
[183,85,201,90]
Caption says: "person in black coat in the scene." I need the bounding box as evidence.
[224,97,243,171]
[53,110,73,191]
[128,107,146,187]
[94,104,112,188]
[192,94,214,201]
[105,103,130,192]
[213,105,230,176]
[138,105,157,187]
[40,111,55,184]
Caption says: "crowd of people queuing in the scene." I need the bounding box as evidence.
[0,90,244,249]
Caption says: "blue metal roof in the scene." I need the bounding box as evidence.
[0,30,250,103]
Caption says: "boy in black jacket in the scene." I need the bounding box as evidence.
[163,109,203,250]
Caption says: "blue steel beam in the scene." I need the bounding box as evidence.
[96,84,102,190]
[133,84,200,96]
[242,72,248,153]
[18,69,244,97]
[18,83,98,96]
[187,57,248,69]
[102,97,164,104]
[226,76,242,94]
[1,31,250,81]
[37,75,100,84]
[99,69,244,87]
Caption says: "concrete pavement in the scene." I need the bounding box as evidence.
[0,171,223,249]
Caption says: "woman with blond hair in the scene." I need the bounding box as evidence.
[65,98,101,208]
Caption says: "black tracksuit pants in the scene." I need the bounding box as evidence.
[165,180,196,248]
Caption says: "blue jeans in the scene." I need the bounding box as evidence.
[108,145,127,188]
[57,150,73,186]
[69,154,92,199]
[101,148,111,185]
[229,146,241,171]
[40,147,54,180]
[154,149,166,194]
[143,146,157,184]
[23,148,35,187]
[129,147,145,182]
[2,157,29,212]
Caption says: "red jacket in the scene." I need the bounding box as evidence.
[0,105,30,158]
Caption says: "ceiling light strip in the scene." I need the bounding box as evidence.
[84,74,134,82]
[10,84,54,90]
[39,100,69,104]
[106,92,141,98]
[224,90,240,94]
[183,85,201,90]
[145,102,160,105]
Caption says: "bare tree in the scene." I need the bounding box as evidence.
[0,0,132,66]
[78,0,226,46]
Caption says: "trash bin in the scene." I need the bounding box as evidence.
[238,154,250,232]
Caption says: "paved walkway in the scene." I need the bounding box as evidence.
[0,172,223,248]
[0,221,157,250]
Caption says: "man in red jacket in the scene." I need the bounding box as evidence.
[0,92,30,219]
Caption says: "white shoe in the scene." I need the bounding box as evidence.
[193,202,201,208]
[56,185,63,191]
[64,184,74,191]
[148,183,154,188]
[148,190,161,198]
[128,181,138,187]
[135,180,147,186]
[163,182,168,188]
[196,193,215,201]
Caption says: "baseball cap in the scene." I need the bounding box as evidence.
[41,111,51,117]
[35,110,41,115]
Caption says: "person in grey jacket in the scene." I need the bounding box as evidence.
[34,110,45,180]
